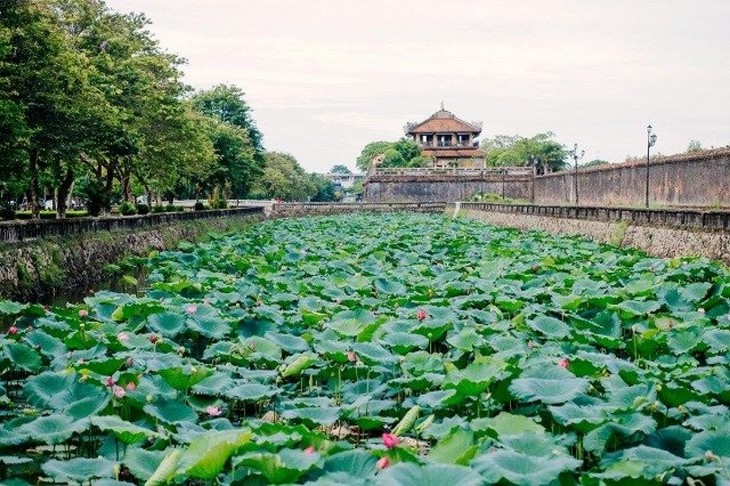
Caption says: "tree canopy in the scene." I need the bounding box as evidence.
[481,132,568,174]
[0,0,271,218]
[355,138,429,171]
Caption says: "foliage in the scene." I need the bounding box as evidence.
[687,140,703,153]
[256,152,317,201]
[136,203,150,215]
[355,139,426,171]
[330,164,352,174]
[0,1,265,219]
[583,159,610,168]
[194,201,207,211]
[481,132,567,173]
[118,201,136,216]
[1,213,729,484]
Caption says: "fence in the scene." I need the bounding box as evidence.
[370,167,533,177]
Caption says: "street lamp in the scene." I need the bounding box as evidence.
[645,125,658,208]
[569,143,585,206]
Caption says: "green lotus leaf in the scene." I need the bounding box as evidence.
[382,332,429,354]
[123,447,168,481]
[509,366,589,404]
[92,415,159,444]
[144,398,198,425]
[234,447,321,484]
[175,429,251,479]
[4,343,41,372]
[159,366,214,391]
[376,463,482,486]
[472,448,582,486]
[17,414,88,445]
[685,430,730,459]
[527,315,571,339]
[41,457,116,482]
[191,372,235,396]
[187,315,230,340]
[474,412,546,438]
[281,407,341,427]
[428,429,477,465]
[611,300,661,317]
[322,449,377,478]
[147,312,186,337]
[0,300,28,316]
[225,383,277,402]
[264,332,310,354]
[598,445,686,479]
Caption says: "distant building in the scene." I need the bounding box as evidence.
[321,172,366,190]
[405,105,484,168]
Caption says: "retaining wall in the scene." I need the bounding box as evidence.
[452,202,730,264]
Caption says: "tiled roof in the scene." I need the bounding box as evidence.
[407,109,481,134]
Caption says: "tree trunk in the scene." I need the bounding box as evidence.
[29,150,41,219]
[56,167,74,219]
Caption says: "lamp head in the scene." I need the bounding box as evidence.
[649,133,657,146]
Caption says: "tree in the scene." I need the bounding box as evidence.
[583,159,609,168]
[355,138,425,171]
[482,132,567,174]
[191,85,264,162]
[309,174,337,202]
[330,164,352,174]
[687,140,703,153]
[356,141,393,172]
[203,119,258,199]
[256,152,315,201]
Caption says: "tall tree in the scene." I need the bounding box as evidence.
[330,164,352,174]
[256,152,315,201]
[191,85,264,162]
[482,132,567,174]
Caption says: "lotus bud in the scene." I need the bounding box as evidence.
[376,457,390,470]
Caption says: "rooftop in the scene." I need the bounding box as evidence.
[406,107,482,135]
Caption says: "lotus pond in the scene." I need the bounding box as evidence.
[1,213,729,485]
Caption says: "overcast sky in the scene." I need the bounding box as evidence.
[106,0,730,173]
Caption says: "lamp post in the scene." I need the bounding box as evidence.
[645,125,658,208]
[569,143,585,206]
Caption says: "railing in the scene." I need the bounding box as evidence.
[458,202,730,230]
[0,207,265,244]
[371,167,533,177]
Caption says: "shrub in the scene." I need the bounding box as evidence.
[194,201,207,211]
[215,199,229,209]
[118,201,137,216]
[82,180,112,216]
[0,205,15,221]
[152,205,166,214]
[136,203,150,215]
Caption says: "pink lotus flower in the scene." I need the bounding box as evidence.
[382,433,399,449]
[416,309,428,321]
[125,382,136,391]
[206,406,222,417]
[78,309,88,318]
[347,351,358,363]
[105,376,115,387]
[377,456,390,470]
[527,340,536,350]
[7,326,18,335]
[186,304,197,315]
[148,333,159,344]
[304,446,315,454]
[113,385,125,398]
[558,358,570,368]
[117,332,129,342]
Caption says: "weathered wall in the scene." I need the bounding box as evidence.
[364,175,532,203]
[533,148,730,207]
[452,203,730,264]
[363,148,730,208]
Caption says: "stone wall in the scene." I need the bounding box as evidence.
[533,148,730,207]
[452,203,730,264]
[363,148,730,207]
[364,175,532,203]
